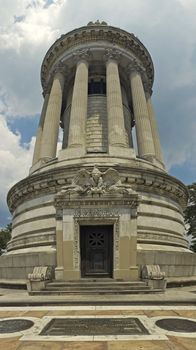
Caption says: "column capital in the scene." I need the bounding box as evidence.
[53,60,67,75]
[47,61,67,93]
[72,48,92,64]
[42,84,51,98]
[127,59,145,75]
[143,82,153,96]
[104,48,122,63]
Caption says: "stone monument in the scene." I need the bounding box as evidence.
[1,21,196,283]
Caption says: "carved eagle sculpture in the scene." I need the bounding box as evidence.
[59,166,134,195]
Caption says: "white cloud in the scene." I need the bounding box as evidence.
[0,0,65,117]
[0,115,34,225]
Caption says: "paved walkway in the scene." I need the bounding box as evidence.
[0,285,196,305]
[0,286,196,349]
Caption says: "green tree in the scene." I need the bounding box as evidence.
[185,183,196,252]
[0,223,12,255]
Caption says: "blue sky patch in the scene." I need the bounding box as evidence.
[7,115,39,146]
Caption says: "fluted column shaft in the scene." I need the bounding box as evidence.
[130,71,155,158]
[146,92,164,165]
[32,92,50,165]
[40,71,65,159]
[68,60,88,148]
[106,59,127,147]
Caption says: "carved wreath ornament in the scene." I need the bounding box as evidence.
[58,166,135,196]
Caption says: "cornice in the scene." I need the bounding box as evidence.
[41,24,154,90]
[54,196,139,210]
[7,165,188,214]
[104,48,122,62]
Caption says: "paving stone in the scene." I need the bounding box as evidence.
[107,340,174,350]
[44,310,97,316]
[16,342,63,350]
[45,310,81,316]
[0,312,24,318]
[94,310,127,316]
[174,311,196,319]
[0,337,21,350]
[168,336,196,350]
[61,342,107,350]
[23,311,48,318]
[144,310,179,317]
[121,310,146,315]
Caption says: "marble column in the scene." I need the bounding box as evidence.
[146,90,164,166]
[32,90,50,165]
[106,58,127,148]
[68,60,88,149]
[129,69,155,159]
[39,67,65,160]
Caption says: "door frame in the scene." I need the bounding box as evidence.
[80,224,113,278]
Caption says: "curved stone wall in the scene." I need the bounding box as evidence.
[2,159,195,280]
[7,162,187,251]
[137,193,188,248]
[7,194,56,251]
[86,95,108,152]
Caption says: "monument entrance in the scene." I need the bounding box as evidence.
[80,225,113,278]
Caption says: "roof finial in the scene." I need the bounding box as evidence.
[87,20,108,26]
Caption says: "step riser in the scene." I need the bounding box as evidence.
[46,286,147,292]
[47,283,146,287]
[48,284,145,287]
[30,290,161,296]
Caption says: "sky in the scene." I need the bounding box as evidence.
[0,0,196,227]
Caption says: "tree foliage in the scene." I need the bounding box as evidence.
[0,223,12,255]
[185,183,196,252]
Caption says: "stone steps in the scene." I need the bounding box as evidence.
[29,280,163,296]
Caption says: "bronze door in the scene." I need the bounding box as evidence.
[80,225,113,278]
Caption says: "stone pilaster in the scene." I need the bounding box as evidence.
[146,90,165,167]
[129,68,155,160]
[68,58,89,150]
[39,65,65,160]
[55,209,64,280]
[106,50,127,149]
[32,90,50,165]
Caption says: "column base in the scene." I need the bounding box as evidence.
[154,158,165,170]
[139,155,166,171]
[63,270,80,281]
[55,266,64,280]
[109,146,135,159]
[129,265,139,280]
[114,266,139,281]
[29,157,56,174]
[58,147,86,160]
